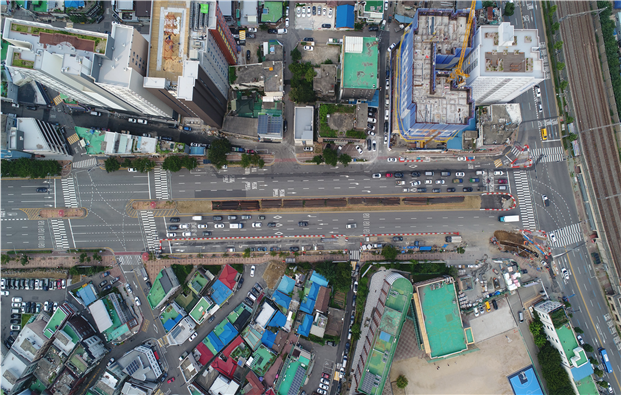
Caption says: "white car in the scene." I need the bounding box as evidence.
[188,332,198,342]
[197,224,208,229]
[328,8,333,17]
[561,268,570,280]
[323,7,326,15]
[297,7,301,17]
[356,146,363,154]
[425,179,433,185]
[493,171,504,176]
[307,6,311,15]
[385,109,389,121]
[410,181,421,186]
[384,135,388,144]
[167,232,177,238]
[534,86,541,98]
[180,224,189,229]
[137,119,147,124]
[303,45,313,51]
[250,265,256,277]
[372,173,382,178]
[2,291,8,296]
[387,157,397,162]
[134,296,141,306]
[474,306,480,317]
[285,18,289,27]
[252,222,262,228]
[215,223,225,228]
[182,232,191,237]
[435,179,445,184]
[248,27,257,32]
[128,118,137,123]
[303,147,314,152]
[457,156,466,161]
[12,297,22,303]
[128,168,137,172]
[455,172,465,177]
[388,43,397,51]
[372,140,377,151]
[549,233,557,243]
[385,1,388,10]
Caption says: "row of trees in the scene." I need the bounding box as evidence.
[104,157,155,173]
[596,1,621,116]
[1,158,62,179]
[240,153,265,169]
[162,156,198,172]
[312,147,351,167]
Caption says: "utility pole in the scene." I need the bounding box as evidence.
[559,7,608,22]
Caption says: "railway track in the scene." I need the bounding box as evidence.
[558,1,621,274]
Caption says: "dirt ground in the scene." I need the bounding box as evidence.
[132,200,176,210]
[2,269,68,279]
[390,328,531,395]
[299,43,341,65]
[263,261,286,289]
[176,200,213,214]
[494,230,526,245]
[39,208,85,218]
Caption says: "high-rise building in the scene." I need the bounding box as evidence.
[464,22,545,104]
[143,0,235,128]
[2,19,174,118]
[394,9,475,147]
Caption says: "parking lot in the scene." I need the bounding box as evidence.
[298,42,341,65]
[294,4,336,30]
[298,338,341,395]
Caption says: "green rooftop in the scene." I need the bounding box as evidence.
[33,1,49,12]
[102,296,124,339]
[227,302,250,324]
[575,375,599,395]
[364,0,383,12]
[556,324,587,367]
[62,324,80,343]
[250,345,277,376]
[342,37,379,90]
[175,288,199,312]
[260,1,283,23]
[277,357,307,395]
[74,127,108,155]
[147,269,169,309]
[44,307,68,339]
[357,275,413,395]
[190,296,214,325]
[68,345,89,376]
[188,272,209,295]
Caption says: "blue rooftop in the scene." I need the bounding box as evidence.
[570,363,594,381]
[308,283,321,300]
[300,297,316,315]
[507,366,544,395]
[163,313,183,332]
[277,276,296,295]
[268,311,287,328]
[77,284,98,307]
[336,4,355,29]
[297,314,313,337]
[211,280,233,305]
[273,290,292,309]
[65,0,85,8]
[262,330,277,348]
[218,321,238,346]
[309,272,329,288]
[207,331,225,352]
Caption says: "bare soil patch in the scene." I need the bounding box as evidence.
[176,200,213,214]
[133,200,177,210]
[39,208,86,218]
[263,261,286,289]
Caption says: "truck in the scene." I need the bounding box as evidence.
[499,215,520,222]
[277,28,287,34]
[230,146,245,153]
[445,236,462,243]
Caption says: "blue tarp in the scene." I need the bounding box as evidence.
[163,313,183,332]
[65,0,85,8]
[273,290,292,309]
[379,331,391,342]
[207,331,225,352]
[394,14,413,24]
[308,283,321,301]
[297,314,313,337]
[211,280,233,305]
[262,330,277,347]
[77,284,98,307]
[276,276,296,295]
[217,321,238,346]
[309,272,329,287]
[300,297,316,315]
[336,4,354,28]
[268,311,287,328]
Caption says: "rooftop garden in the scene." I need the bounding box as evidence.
[10,22,107,54]
[12,52,34,68]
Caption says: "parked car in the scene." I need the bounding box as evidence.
[188,332,198,342]
[463,187,473,192]
[392,236,403,242]
[321,23,332,28]
[250,266,256,278]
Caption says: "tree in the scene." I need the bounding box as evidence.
[594,368,604,378]
[104,157,120,173]
[560,80,568,91]
[93,253,102,262]
[351,322,361,339]
[583,343,594,353]
[162,156,183,172]
[529,318,543,336]
[338,153,352,167]
[208,138,232,169]
[312,155,323,165]
[20,256,29,266]
[132,158,155,173]
[322,147,338,167]
[552,22,560,31]
[322,59,333,64]
[305,67,317,83]
[240,154,252,168]
[396,375,408,389]
[290,47,302,62]
[566,116,574,124]
[482,1,495,8]
[243,248,251,258]
[588,356,598,365]
[259,24,269,31]
[503,2,515,16]
[381,245,398,260]
[1,254,10,265]
[554,40,564,50]
[556,62,565,71]
[534,333,547,348]
[548,4,558,16]
[181,156,198,171]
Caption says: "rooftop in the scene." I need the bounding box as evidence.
[188,271,209,295]
[475,23,543,75]
[189,296,215,325]
[261,1,283,23]
[160,302,185,332]
[507,366,544,395]
[294,106,314,142]
[342,36,378,90]
[556,324,587,367]
[147,267,179,309]
[249,345,277,376]
[43,306,69,339]
[232,61,284,93]
[148,0,190,81]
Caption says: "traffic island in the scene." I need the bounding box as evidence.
[132,200,177,210]
[20,208,88,220]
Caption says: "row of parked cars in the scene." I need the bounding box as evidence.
[2,277,66,293]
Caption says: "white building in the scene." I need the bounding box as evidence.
[3,19,173,118]
[464,22,545,105]
[7,118,71,159]
[294,106,314,146]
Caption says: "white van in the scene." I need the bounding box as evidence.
[192,216,203,221]
[247,291,257,302]
[229,223,244,229]
[90,111,102,116]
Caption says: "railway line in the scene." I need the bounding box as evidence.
[558,1,621,275]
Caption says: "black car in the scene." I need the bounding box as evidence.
[146,281,152,289]
[290,246,300,252]
[367,139,372,151]
[208,315,216,323]
[246,50,251,61]
[36,187,48,193]
[492,299,498,310]
[267,222,277,227]
[345,342,350,350]
[369,25,379,31]
[321,23,332,28]
[417,187,427,193]
[463,187,473,192]
[303,37,314,42]
[411,171,420,177]
[270,247,280,251]
[394,172,403,178]
[11,314,20,320]
[447,187,456,192]
[25,303,32,314]
[243,297,254,307]
[29,279,34,289]
[392,236,403,242]
[298,221,308,227]
[202,231,212,236]
[170,217,180,222]
[99,280,108,287]
[213,216,223,221]
[268,28,278,34]
[367,123,375,129]
[159,136,173,141]
[238,277,244,288]
[254,282,263,292]
[102,271,110,278]
[312,6,316,14]
[432,188,441,193]
[283,119,287,132]
[102,285,112,292]
[169,225,179,230]
[4,337,15,350]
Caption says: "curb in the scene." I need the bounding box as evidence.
[480,192,517,211]
[363,231,459,237]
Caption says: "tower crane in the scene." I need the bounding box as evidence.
[449,0,476,86]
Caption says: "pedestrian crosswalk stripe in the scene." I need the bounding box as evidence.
[50,219,70,250]
[494,159,504,168]
[67,134,79,144]
[139,211,159,251]
[61,177,79,208]
[513,171,537,230]
[531,147,565,163]
[72,158,97,168]
[548,223,584,248]
[154,167,170,200]
[350,250,360,261]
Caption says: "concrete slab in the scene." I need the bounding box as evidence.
[468,297,517,343]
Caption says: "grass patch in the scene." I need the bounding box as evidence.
[171,264,193,284]
[346,129,367,139]
[176,200,213,214]
[230,264,245,273]
[21,314,33,327]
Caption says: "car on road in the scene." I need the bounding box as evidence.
[134,296,141,306]
[388,42,397,51]
[561,268,569,280]
[534,85,541,97]
[346,223,357,229]
[268,28,277,34]
[387,157,397,162]
[317,389,327,395]
[197,224,208,229]
[166,232,177,237]
[385,109,389,121]
[168,225,179,230]
[394,172,403,178]
[369,25,379,31]
[212,216,223,221]
[285,17,289,27]
[577,334,584,345]
[538,102,543,112]
[492,299,498,310]
[298,221,308,227]
[410,171,421,177]
[457,156,466,161]
[303,37,314,42]
[188,332,198,342]
[432,188,441,193]
[250,266,256,277]
[455,172,465,177]
[435,179,445,184]
[469,178,479,183]
[447,187,456,192]
[463,187,473,192]
[542,195,550,207]
[372,173,382,179]
[246,50,251,61]
[36,187,48,193]
[170,217,180,222]
[267,222,277,227]
[252,222,262,228]
[549,233,557,243]
[410,181,421,186]
[167,378,175,384]
[425,179,433,185]
[214,223,225,228]
[385,172,393,178]
[128,118,137,123]
[182,232,191,237]
[392,236,403,242]
[497,179,507,184]
[322,23,331,28]
[303,45,313,51]
[290,247,299,252]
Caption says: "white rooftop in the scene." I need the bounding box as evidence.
[89,300,113,332]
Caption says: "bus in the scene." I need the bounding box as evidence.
[599,348,613,373]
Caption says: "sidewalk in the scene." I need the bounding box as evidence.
[1,251,117,270]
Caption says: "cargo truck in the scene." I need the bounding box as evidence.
[445,236,462,243]
[499,215,520,222]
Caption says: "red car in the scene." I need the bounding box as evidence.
[246,149,256,154]
[385,172,393,178]
[497,179,507,184]
[322,373,330,379]
[167,377,175,384]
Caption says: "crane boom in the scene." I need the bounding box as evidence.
[449,0,476,85]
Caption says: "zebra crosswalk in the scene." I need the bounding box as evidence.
[350,250,360,261]
[511,145,524,157]
[61,177,79,208]
[549,223,584,248]
[139,211,160,251]
[513,171,537,230]
[494,158,504,168]
[154,168,170,200]
[72,158,97,168]
[530,147,565,163]
[49,219,70,250]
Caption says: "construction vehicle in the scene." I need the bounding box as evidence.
[449,0,476,86]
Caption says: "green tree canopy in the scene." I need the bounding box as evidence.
[314,261,352,291]
[132,158,155,173]
[504,2,515,16]
[322,147,338,167]
[312,155,323,165]
[104,157,120,173]
[208,138,232,169]
[396,375,408,389]
[162,156,183,172]
[382,245,398,260]
[554,40,564,50]
[290,47,302,62]
[1,158,62,178]
[338,153,352,167]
